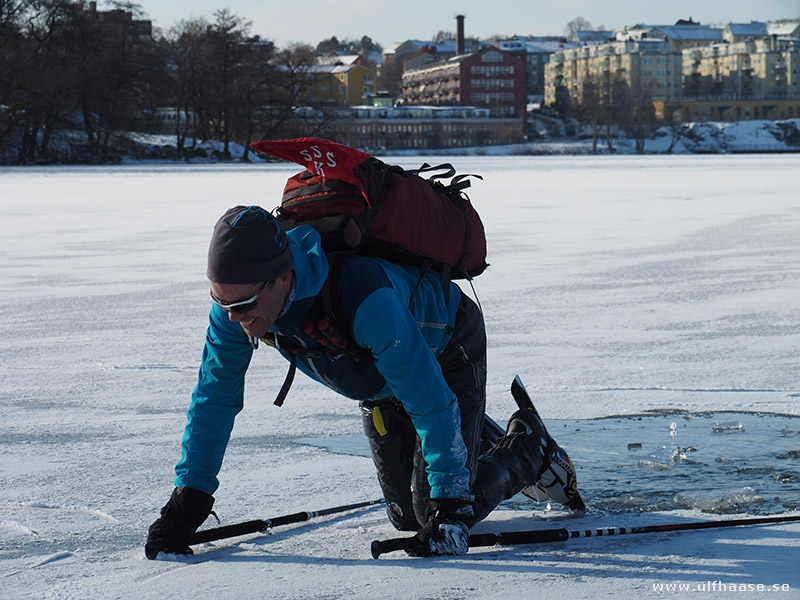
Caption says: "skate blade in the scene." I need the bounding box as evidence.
[522,485,587,515]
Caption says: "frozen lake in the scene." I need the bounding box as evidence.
[1,154,799,599]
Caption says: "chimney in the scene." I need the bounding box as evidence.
[456,14,465,54]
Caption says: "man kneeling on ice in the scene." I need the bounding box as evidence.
[146,146,582,559]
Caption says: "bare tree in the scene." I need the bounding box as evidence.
[431,30,454,43]
[78,1,156,160]
[565,16,593,40]
[7,0,84,162]
[627,78,658,153]
[258,42,318,139]
[205,9,252,157]
[577,74,600,152]
[233,37,275,160]
[0,2,28,148]
[166,18,212,155]
[165,11,252,159]
[576,71,628,153]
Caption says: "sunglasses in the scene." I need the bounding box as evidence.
[210,280,273,313]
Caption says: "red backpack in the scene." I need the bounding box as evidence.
[250,138,488,281]
[249,138,489,407]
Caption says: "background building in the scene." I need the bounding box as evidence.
[546,22,800,122]
[496,36,580,101]
[616,23,723,51]
[545,40,682,111]
[401,47,526,117]
[289,105,522,150]
[673,36,800,120]
[87,0,152,41]
[304,57,376,105]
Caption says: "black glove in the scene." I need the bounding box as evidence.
[406,497,473,557]
[145,487,215,559]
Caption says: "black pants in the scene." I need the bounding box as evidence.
[361,294,487,530]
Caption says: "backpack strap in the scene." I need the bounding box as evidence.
[408,163,483,193]
[269,253,368,407]
[448,172,483,192]
[273,355,296,407]
[409,163,456,181]
[407,258,452,312]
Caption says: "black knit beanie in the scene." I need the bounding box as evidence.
[207,206,294,284]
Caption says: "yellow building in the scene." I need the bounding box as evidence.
[684,37,800,100]
[546,36,800,122]
[307,63,376,106]
[544,40,682,108]
[654,98,800,121]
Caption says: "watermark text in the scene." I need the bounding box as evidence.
[652,581,791,593]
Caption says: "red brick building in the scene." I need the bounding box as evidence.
[400,47,527,117]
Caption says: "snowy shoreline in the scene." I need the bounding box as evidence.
[2,118,799,166]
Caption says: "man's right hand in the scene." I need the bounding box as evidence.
[145,487,214,559]
[405,497,473,557]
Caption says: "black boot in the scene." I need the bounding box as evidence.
[505,377,585,512]
[471,408,551,523]
[360,399,428,531]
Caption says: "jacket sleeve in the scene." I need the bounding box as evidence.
[351,287,471,500]
[174,305,253,495]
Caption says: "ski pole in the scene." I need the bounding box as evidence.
[371,513,800,559]
[190,498,384,546]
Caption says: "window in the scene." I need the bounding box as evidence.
[470,65,514,75]
[472,78,514,89]
[482,51,504,63]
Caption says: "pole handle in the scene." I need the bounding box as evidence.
[371,536,414,559]
[190,519,268,545]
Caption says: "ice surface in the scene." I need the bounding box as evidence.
[1,155,799,599]
[301,411,800,515]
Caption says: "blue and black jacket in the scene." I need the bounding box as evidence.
[175,225,470,500]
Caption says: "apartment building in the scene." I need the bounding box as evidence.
[544,40,682,110]
[683,37,799,98]
[87,0,152,42]
[401,47,527,117]
[616,23,723,51]
[724,22,800,43]
[671,36,800,120]
[546,26,800,122]
[496,37,580,100]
